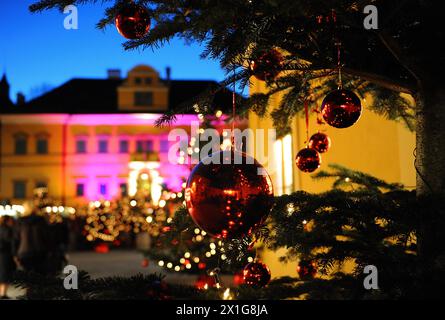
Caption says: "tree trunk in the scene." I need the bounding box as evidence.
[416,83,445,196]
[416,79,445,297]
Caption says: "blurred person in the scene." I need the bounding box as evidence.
[13,202,50,274]
[0,215,16,299]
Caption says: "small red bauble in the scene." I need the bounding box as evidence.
[321,89,362,128]
[243,262,271,287]
[185,150,274,239]
[250,49,283,81]
[308,132,331,153]
[115,3,151,39]
[297,260,317,280]
[295,148,321,173]
[141,258,149,268]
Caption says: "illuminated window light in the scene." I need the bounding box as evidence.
[283,134,293,193]
[273,139,283,196]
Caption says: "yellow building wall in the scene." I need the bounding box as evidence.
[0,123,64,201]
[249,79,416,278]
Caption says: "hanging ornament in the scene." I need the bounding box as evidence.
[115,3,151,39]
[308,132,331,153]
[233,271,245,285]
[185,150,274,239]
[250,49,283,81]
[295,148,321,173]
[297,260,317,280]
[242,261,271,287]
[321,89,362,128]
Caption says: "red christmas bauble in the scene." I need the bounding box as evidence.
[115,3,151,39]
[185,150,274,239]
[321,89,362,128]
[308,132,331,153]
[141,258,149,268]
[243,262,271,287]
[250,49,283,81]
[297,260,317,280]
[295,148,321,173]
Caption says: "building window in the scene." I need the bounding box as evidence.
[134,92,153,106]
[119,140,129,153]
[36,138,48,154]
[136,140,154,152]
[76,140,87,154]
[15,137,27,155]
[144,77,152,85]
[99,184,107,196]
[135,77,142,85]
[13,181,26,199]
[76,183,85,197]
[98,140,108,153]
[120,183,128,197]
[160,140,170,153]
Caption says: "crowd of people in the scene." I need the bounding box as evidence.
[0,202,68,299]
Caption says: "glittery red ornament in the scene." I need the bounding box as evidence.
[297,260,317,280]
[243,262,271,287]
[321,89,362,128]
[250,49,284,81]
[115,3,151,39]
[308,132,331,153]
[141,258,149,268]
[185,150,274,239]
[295,148,321,173]
[198,262,207,270]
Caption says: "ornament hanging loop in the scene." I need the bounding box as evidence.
[335,41,343,89]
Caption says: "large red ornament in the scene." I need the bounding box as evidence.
[295,148,321,173]
[308,132,331,153]
[321,89,362,128]
[115,3,151,39]
[185,150,274,239]
[243,262,271,287]
[297,260,317,280]
[250,49,283,81]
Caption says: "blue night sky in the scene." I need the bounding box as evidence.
[0,0,225,103]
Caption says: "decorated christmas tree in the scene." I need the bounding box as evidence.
[19,0,445,299]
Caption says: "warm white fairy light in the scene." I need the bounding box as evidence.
[174,266,180,272]
[247,256,254,262]
[184,252,191,258]
[158,260,165,267]
[167,262,173,269]
[196,235,203,241]
[201,230,207,236]
[216,110,223,118]
[221,254,227,260]
[130,200,137,207]
[205,252,211,258]
[210,249,216,255]
[186,263,192,269]
[210,243,216,250]
[180,258,185,264]
[223,288,233,300]
[146,216,153,223]
[193,257,200,263]
[194,228,200,234]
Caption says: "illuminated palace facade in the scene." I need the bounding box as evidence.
[0,65,232,206]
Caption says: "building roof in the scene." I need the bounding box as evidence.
[0,78,236,115]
